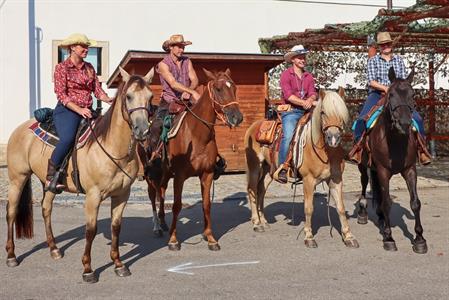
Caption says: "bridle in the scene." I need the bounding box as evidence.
[384,83,414,131]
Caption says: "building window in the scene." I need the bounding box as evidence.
[52,40,109,82]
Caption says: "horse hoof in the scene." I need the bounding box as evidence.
[344,239,360,248]
[6,257,19,267]
[153,229,163,237]
[208,243,221,251]
[412,241,428,254]
[304,239,318,248]
[161,223,169,231]
[168,242,181,251]
[253,225,265,233]
[383,241,398,251]
[82,272,98,284]
[50,249,63,260]
[114,265,131,277]
[357,215,368,225]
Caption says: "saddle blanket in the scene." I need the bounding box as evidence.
[29,120,95,149]
[352,106,419,133]
[167,111,188,140]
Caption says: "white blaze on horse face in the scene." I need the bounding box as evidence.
[226,81,232,88]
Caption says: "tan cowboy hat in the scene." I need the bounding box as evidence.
[284,45,309,63]
[60,33,97,47]
[162,34,192,52]
[376,32,393,45]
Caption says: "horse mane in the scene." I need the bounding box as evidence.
[87,75,148,146]
[310,90,349,144]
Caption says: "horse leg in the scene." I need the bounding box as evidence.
[200,172,220,251]
[147,180,162,237]
[158,185,169,231]
[375,167,396,251]
[328,179,359,248]
[41,190,63,259]
[357,164,369,224]
[303,176,317,248]
[110,191,132,277]
[246,162,264,232]
[81,194,101,283]
[168,176,184,251]
[257,166,272,229]
[402,166,427,254]
[5,175,30,267]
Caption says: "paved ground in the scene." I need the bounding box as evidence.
[0,160,448,299]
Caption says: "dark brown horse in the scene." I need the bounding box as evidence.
[141,68,243,251]
[356,68,427,253]
[5,67,154,282]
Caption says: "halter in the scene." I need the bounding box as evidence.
[207,79,240,126]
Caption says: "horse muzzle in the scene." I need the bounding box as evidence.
[132,119,150,141]
[324,128,342,148]
[225,109,243,128]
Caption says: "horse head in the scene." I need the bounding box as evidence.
[203,68,243,128]
[118,67,154,140]
[386,67,415,135]
[315,87,349,148]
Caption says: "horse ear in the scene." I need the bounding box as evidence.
[406,68,415,84]
[319,89,326,100]
[119,66,130,83]
[225,68,232,77]
[203,68,216,81]
[388,67,396,83]
[337,86,345,99]
[143,67,155,84]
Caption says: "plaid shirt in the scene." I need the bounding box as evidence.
[54,58,106,107]
[367,54,406,92]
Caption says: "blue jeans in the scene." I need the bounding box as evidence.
[353,91,425,141]
[279,108,304,165]
[50,103,82,166]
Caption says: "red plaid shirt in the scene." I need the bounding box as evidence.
[54,58,106,107]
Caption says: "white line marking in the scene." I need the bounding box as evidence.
[167,260,260,275]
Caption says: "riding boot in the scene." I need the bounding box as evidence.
[213,154,227,180]
[273,164,289,184]
[348,136,364,164]
[416,134,431,165]
[44,159,65,194]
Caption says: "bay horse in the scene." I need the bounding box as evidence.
[141,68,243,251]
[5,67,154,283]
[356,68,427,253]
[245,88,359,248]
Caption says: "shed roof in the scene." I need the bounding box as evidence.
[107,51,284,88]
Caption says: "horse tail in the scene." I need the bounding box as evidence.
[15,178,34,239]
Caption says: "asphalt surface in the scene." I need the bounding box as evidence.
[0,161,448,299]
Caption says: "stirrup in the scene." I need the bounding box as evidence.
[273,165,289,184]
[44,179,65,194]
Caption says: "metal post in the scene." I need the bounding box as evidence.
[428,52,437,157]
[387,0,392,9]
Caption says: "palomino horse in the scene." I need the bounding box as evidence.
[245,88,359,248]
[5,67,154,283]
[356,68,428,253]
[141,68,243,251]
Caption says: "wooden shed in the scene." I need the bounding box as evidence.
[107,51,283,172]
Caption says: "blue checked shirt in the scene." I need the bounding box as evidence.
[367,54,406,93]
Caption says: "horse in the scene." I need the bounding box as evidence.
[244,88,359,248]
[140,68,243,251]
[5,67,154,283]
[356,68,428,253]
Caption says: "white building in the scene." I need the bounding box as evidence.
[0,0,416,163]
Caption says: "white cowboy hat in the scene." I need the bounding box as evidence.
[162,34,192,52]
[376,32,393,45]
[60,33,97,47]
[284,45,309,63]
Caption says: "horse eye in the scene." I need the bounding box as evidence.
[126,95,132,101]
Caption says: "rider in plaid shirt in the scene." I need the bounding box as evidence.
[351,32,430,165]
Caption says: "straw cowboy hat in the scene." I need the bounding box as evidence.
[162,34,192,52]
[284,45,309,63]
[60,33,97,47]
[376,32,393,45]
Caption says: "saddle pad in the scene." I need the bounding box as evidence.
[292,121,310,170]
[29,120,96,149]
[167,111,188,140]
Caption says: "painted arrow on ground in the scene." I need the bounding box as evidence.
[167,260,260,275]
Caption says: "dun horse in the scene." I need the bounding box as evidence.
[5,67,154,282]
[141,69,243,251]
[245,89,359,248]
[356,68,428,253]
